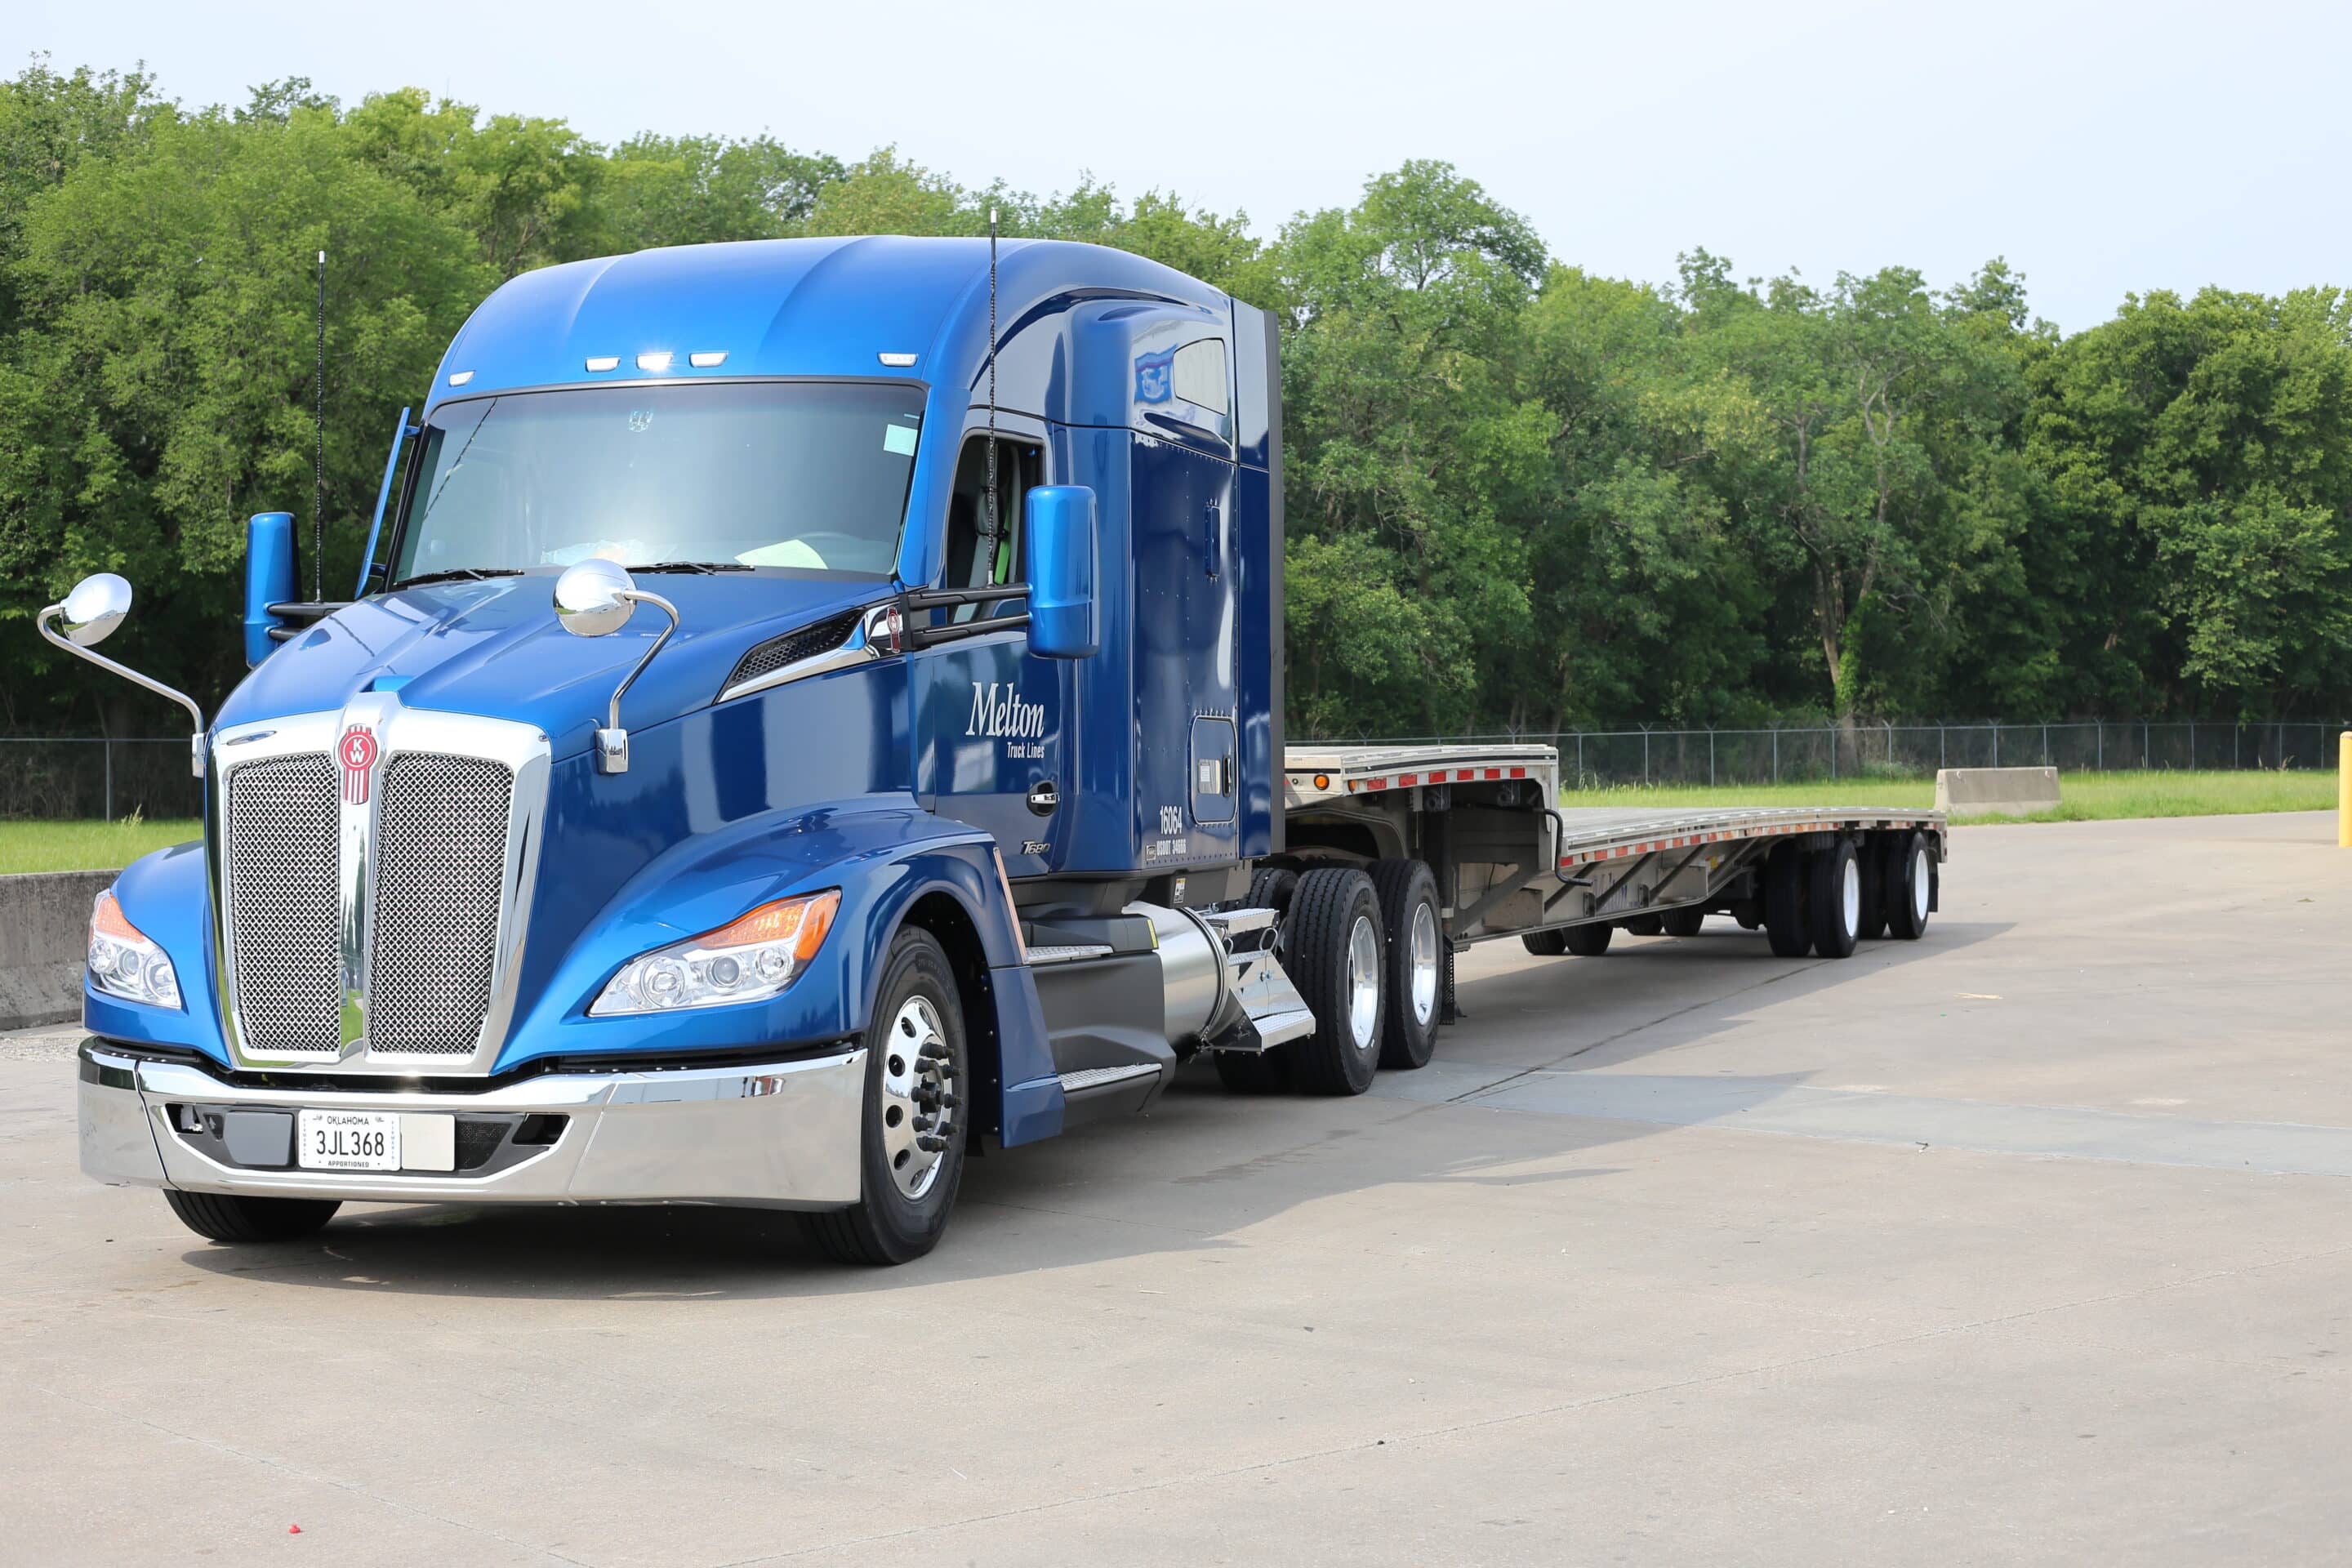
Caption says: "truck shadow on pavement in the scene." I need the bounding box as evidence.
[174,920,2008,1299]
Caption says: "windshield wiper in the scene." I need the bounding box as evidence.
[392,567,525,589]
[625,561,755,574]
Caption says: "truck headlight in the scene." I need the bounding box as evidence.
[89,889,182,1009]
[590,889,840,1016]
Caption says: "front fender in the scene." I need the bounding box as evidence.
[87,840,228,1062]
[503,799,1036,1069]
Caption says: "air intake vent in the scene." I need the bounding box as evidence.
[724,610,861,693]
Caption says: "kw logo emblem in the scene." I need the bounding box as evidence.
[338,726,381,805]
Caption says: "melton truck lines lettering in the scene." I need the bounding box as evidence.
[967,680,1045,742]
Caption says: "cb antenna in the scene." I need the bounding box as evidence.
[983,207,1000,586]
[313,247,327,603]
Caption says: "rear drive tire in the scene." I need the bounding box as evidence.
[1521,929,1571,956]
[1564,922,1614,957]
[1883,831,1935,941]
[1247,866,1298,914]
[1660,907,1706,938]
[1286,868,1385,1096]
[1763,841,1811,957]
[1369,859,1441,1070]
[1807,838,1861,959]
[163,1191,339,1244]
[1855,841,1889,942]
[1622,914,1665,937]
[1213,1045,1295,1094]
[804,928,969,1266]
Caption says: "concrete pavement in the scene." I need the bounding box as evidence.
[4,812,2348,1566]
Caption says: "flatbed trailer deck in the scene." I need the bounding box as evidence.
[1279,743,1944,982]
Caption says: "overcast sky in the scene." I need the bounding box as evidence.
[12,0,2348,332]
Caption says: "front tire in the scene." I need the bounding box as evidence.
[804,928,969,1266]
[1369,859,1441,1071]
[163,1191,339,1244]
[1286,868,1385,1096]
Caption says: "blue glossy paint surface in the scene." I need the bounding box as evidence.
[164,238,1283,1148]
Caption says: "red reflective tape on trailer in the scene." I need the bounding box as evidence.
[1509,767,1526,778]
[1484,768,1501,778]
[1399,773,1418,786]
[1367,778,1387,791]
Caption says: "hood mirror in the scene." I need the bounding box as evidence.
[38,573,207,777]
[60,572,132,647]
[550,559,678,774]
[554,559,639,639]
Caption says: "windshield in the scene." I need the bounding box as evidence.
[390,381,924,582]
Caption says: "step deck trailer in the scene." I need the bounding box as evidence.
[1280,742,1946,991]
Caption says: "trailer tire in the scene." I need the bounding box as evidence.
[163,1191,339,1244]
[1622,914,1665,936]
[1763,841,1811,957]
[1369,859,1441,1071]
[1285,868,1385,1096]
[804,928,969,1266]
[1855,842,1889,942]
[1806,838,1862,960]
[1565,922,1614,957]
[1883,831,1935,941]
[1661,907,1706,938]
[1521,929,1571,956]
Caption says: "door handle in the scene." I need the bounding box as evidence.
[1027,781,1058,816]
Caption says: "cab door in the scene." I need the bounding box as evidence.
[913,431,1069,876]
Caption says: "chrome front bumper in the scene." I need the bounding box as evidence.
[78,1040,866,1210]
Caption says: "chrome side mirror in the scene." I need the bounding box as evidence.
[551,561,678,774]
[37,573,207,777]
[60,572,132,647]
[554,559,638,639]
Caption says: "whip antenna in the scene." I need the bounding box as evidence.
[983,207,1000,585]
[314,247,327,602]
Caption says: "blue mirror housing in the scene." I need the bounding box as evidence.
[243,511,295,666]
[1024,486,1098,660]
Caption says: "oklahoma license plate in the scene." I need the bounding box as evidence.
[297,1109,400,1172]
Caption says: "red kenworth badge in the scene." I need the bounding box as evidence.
[338,726,381,805]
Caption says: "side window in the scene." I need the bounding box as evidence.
[1172,340,1228,414]
[941,435,1040,621]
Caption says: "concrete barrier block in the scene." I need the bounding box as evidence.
[0,869,114,1031]
[1935,766,2062,817]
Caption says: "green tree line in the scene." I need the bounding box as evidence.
[5,60,2349,739]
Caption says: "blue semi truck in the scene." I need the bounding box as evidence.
[51,237,1946,1263]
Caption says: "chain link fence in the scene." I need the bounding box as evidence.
[2,719,2347,819]
[1298,719,2352,791]
[0,739,204,821]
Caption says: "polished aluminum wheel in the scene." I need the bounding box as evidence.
[1840,855,1861,936]
[1911,846,1931,924]
[1347,914,1381,1050]
[1408,901,1439,1027]
[878,995,956,1200]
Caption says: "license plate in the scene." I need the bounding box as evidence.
[297,1109,400,1171]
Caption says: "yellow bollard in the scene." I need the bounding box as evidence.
[2341,732,2352,848]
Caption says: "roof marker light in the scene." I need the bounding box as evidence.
[878,352,918,368]
[635,351,674,372]
[688,351,728,368]
[446,370,474,386]
[585,356,621,372]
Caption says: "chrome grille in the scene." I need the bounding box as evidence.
[225,755,341,1055]
[368,753,514,1054]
